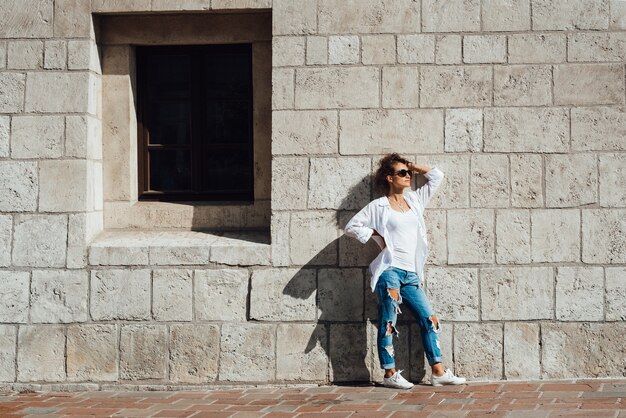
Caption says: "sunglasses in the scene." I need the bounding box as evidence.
[393,169,412,178]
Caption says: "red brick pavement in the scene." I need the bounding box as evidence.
[0,380,624,417]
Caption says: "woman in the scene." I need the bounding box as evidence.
[345,153,466,389]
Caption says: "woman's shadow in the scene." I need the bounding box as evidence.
[282,172,429,384]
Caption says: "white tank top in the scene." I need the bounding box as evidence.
[386,208,420,272]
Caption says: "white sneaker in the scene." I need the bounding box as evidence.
[383,370,414,389]
[431,368,466,386]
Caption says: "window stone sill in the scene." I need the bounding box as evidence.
[88,230,270,267]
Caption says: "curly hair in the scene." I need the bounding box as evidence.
[374,153,411,195]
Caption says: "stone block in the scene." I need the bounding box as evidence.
[250,268,316,321]
[511,154,544,208]
[484,107,569,153]
[494,65,552,106]
[328,36,359,65]
[582,209,626,264]
[422,0,480,32]
[444,108,482,153]
[454,323,503,379]
[308,157,371,210]
[92,0,151,12]
[152,270,193,321]
[295,67,379,109]
[209,234,271,266]
[54,0,92,37]
[470,154,509,208]
[318,269,364,321]
[169,324,219,383]
[306,36,327,65]
[149,246,210,266]
[329,323,370,382]
[151,0,211,11]
[68,40,100,72]
[555,267,604,321]
[272,68,294,110]
[0,326,16,381]
[318,0,420,34]
[30,270,88,323]
[531,209,580,262]
[25,72,96,114]
[606,267,626,320]
[362,35,395,65]
[66,115,102,159]
[463,35,506,64]
[0,116,8,157]
[11,115,64,159]
[481,267,553,320]
[340,109,443,155]
[397,34,435,64]
[424,209,447,265]
[220,323,276,381]
[504,323,540,380]
[67,325,118,382]
[17,325,65,382]
[0,73,26,112]
[572,107,626,151]
[0,0,53,38]
[7,40,43,69]
[554,64,624,105]
[482,0,530,31]
[420,66,492,108]
[0,42,5,69]
[272,36,305,67]
[89,245,150,266]
[546,154,598,207]
[599,153,626,207]
[194,269,248,321]
[382,67,419,108]
[568,32,626,62]
[611,0,626,28]
[12,215,67,268]
[0,271,29,323]
[0,215,11,267]
[426,268,478,321]
[271,211,290,267]
[496,209,531,264]
[277,323,328,381]
[120,325,167,380]
[541,323,625,378]
[272,111,337,155]
[273,0,317,35]
[44,40,66,70]
[448,209,495,264]
[532,0,609,30]
[90,269,151,321]
[289,211,338,265]
[272,157,309,209]
[39,160,89,212]
[435,35,462,64]
[418,155,469,209]
[211,0,271,8]
[508,33,566,63]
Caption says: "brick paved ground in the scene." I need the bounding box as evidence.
[0,380,624,417]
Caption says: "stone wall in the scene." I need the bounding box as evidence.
[0,0,624,389]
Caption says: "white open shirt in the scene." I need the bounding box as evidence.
[344,168,445,291]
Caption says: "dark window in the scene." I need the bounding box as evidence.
[137,44,254,202]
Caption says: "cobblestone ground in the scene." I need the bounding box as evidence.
[0,380,624,417]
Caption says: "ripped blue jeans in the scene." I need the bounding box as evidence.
[375,267,442,369]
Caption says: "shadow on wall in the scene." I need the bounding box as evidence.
[282,172,430,384]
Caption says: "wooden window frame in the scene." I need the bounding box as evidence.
[136,44,255,203]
